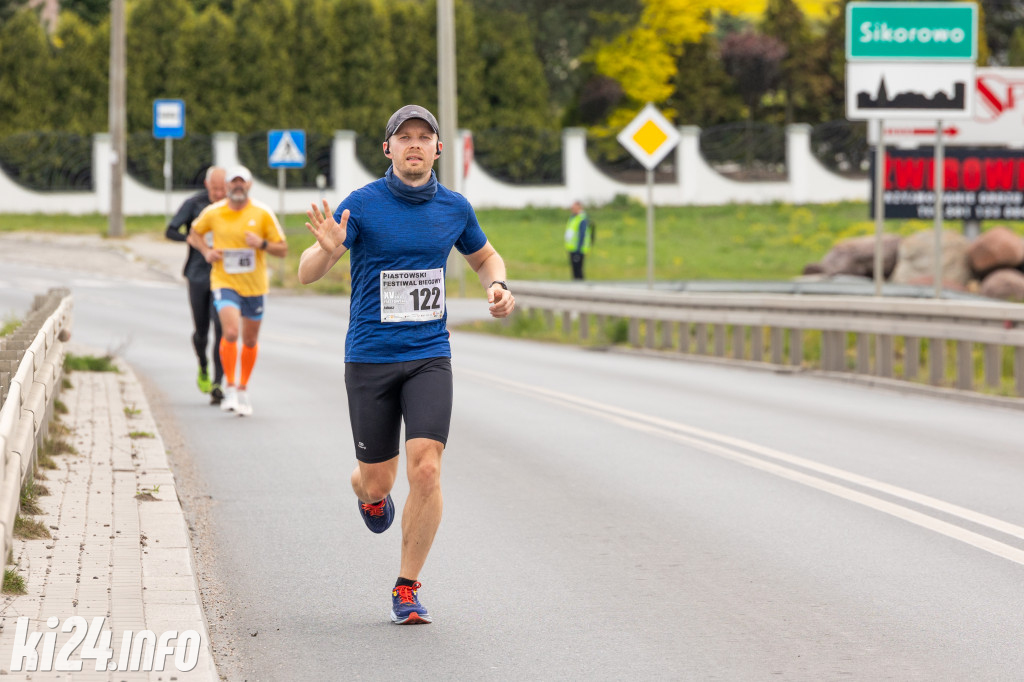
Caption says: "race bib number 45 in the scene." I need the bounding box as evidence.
[380,268,445,322]
[222,248,256,274]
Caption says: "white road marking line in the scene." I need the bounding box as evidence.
[466,369,1024,566]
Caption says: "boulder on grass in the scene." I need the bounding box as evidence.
[967,226,1024,277]
[802,262,825,275]
[891,229,971,288]
[821,234,901,278]
[979,268,1024,302]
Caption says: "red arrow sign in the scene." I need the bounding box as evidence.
[884,126,960,137]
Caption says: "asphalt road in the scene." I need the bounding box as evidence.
[3,246,1024,681]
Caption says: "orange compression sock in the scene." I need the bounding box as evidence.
[220,339,238,386]
[240,343,258,389]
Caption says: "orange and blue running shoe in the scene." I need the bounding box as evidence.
[391,582,431,624]
[358,495,394,534]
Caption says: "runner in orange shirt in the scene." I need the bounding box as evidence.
[187,165,287,417]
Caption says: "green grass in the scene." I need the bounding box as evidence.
[42,435,77,456]
[19,481,44,516]
[1,315,21,336]
[193,201,995,292]
[13,515,50,540]
[64,353,118,372]
[128,431,154,439]
[6,202,1005,288]
[0,213,167,236]
[3,569,26,595]
[473,201,975,283]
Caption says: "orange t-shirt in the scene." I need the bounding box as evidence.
[191,199,284,296]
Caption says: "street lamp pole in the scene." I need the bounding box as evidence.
[437,0,458,191]
[108,0,126,237]
[437,0,465,294]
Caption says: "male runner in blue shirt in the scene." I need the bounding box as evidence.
[298,105,515,625]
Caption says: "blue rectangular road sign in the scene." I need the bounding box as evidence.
[268,130,306,169]
[153,99,185,139]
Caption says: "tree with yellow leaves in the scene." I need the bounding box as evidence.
[591,0,762,133]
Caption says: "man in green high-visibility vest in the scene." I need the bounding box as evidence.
[564,200,593,280]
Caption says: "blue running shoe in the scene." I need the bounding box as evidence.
[391,582,431,624]
[358,495,394,534]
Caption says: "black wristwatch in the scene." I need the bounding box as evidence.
[261,238,268,250]
[490,280,508,290]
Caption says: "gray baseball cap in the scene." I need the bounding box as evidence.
[384,105,440,141]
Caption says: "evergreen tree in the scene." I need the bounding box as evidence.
[473,8,555,182]
[332,0,400,136]
[59,0,108,25]
[286,0,334,134]
[669,30,743,127]
[228,0,296,133]
[453,0,487,134]
[0,9,55,134]
[980,0,1024,65]
[126,0,194,133]
[476,10,547,128]
[976,2,991,66]
[179,4,233,134]
[50,10,108,134]
[1009,25,1024,67]
[0,0,23,23]
[817,0,848,123]
[472,0,642,121]
[760,0,814,124]
[388,0,435,117]
[189,0,233,13]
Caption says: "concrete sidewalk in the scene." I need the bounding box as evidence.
[0,352,217,680]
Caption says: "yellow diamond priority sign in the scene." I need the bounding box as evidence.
[617,103,680,171]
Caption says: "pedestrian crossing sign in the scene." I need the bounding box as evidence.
[268,129,306,168]
[616,103,680,171]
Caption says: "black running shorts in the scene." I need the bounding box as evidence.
[344,357,453,463]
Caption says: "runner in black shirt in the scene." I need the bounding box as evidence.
[166,166,227,404]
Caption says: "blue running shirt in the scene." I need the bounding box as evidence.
[334,178,487,363]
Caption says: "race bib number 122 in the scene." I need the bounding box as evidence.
[380,268,445,322]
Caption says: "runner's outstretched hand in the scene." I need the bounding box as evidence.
[306,199,348,254]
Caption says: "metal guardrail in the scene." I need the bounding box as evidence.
[0,288,73,563]
[511,282,1024,398]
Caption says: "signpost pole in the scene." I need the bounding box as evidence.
[164,137,173,225]
[874,118,885,297]
[934,121,945,298]
[278,166,286,285]
[267,129,306,286]
[646,169,655,290]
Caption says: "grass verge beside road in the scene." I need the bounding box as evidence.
[3,201,997,293]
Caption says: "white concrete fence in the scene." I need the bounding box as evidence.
[0,289,72,563]
[0,126,869,216]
